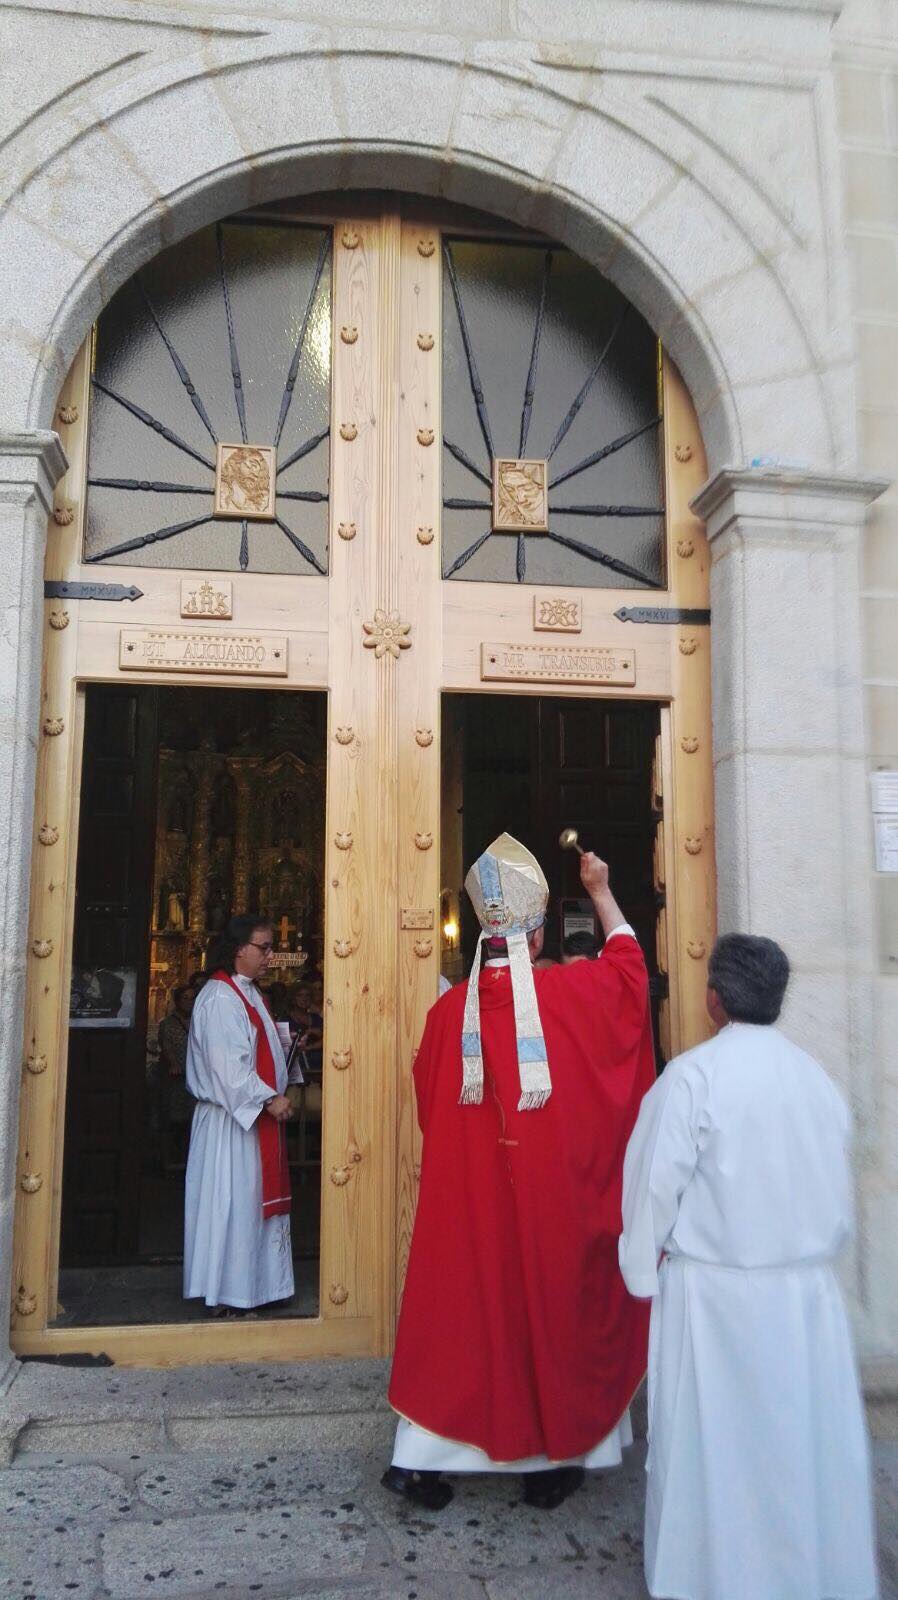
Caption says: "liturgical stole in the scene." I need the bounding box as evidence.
[212,971,292,1220]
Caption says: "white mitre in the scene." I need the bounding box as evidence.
[460,832,551,1111]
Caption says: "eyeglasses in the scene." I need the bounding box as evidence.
[247,940,274,954]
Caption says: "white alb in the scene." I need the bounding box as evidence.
[183,975,294,1310]
[619,1021,878,1600]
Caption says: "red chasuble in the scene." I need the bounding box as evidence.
[389,934,655,1463]
[211,971,291,1221]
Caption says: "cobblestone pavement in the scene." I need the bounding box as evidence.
[0,1362,894,1600]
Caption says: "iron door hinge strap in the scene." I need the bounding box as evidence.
[44,581,144,602]
[615,606,710,625]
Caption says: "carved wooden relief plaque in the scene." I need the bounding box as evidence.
[214,443,277,521]
[532,592,582,633]
[119,629,288,676]
[491,459,548,533]
[481,642,635,686]
[400,909,435,930]
[180,577,233,619]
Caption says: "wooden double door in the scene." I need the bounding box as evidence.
[12,197,715,1364]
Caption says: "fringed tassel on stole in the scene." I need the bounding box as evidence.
[517,1089,551,1112]
[508,931,551,1111]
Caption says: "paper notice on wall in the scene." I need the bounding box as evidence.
[873,815,898,874]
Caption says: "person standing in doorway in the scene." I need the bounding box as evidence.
[157,983,196,1169]
[183,915,293,1317]
[619,933,878,1600]
[384,835,655,1509]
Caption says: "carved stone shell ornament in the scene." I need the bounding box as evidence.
[417,238,436,258]
[38,824,59,846]
[416,333,435,352]
[414,938,433,959]
[20,1172,42,1194]
[329,1283,349,1305]
[341,228,360,250]
[42,716,64,737]
[330,1165,352,1187]
[32,938,53,959]
[331,1049,352,1071]
[414,831,433,851]
[339,422,358,442]
[416,427,435,447]
[334,726,355,745]
[58,403,79,425]
[685,837,703,855]
[53,501,75,526]
[680,736,699,754]
[416,526,434,545]
[48,609,69,630]
[15,1290,37,1317]
[340,325,359,344]
[415,727,434,748]
[333,938,352,959]
[676,539,695,558]
[679,637,698,656]
[674,443,694,463]
[334,831,353,850]
[337,521,357,541]
[25,1053,47,1075]
[687,940,707,960]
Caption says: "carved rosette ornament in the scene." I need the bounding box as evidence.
[337,522,357,541]
[14,1290,37,1316]
[38,824,59,846]
[334,726,355,745]
[340,326,359,344]
[331,1049,352,1071]
[416,526,434,545]
[680,737,699,754]
[53,501,75,526]
[20,1172,42,1194]
[43,717,64,737]
[414,938,433,959]
[414,831,433,851]
[417,333,435,352]
[25,1053,47,1075]
[415,728,433,748]
[334,831,353,850]
[32,938,53,959]
[362,609,412,660]
[339,422,358,442]
[329,1283,349,1305]
[333,938,352,959]
[330,1165,352,1186]
[49,609,69,630]
[58,403,79,425]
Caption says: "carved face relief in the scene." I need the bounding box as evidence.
[214,444,277,521]
[492,458,549,534]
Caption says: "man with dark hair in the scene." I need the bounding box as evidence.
[183,915,293,1317]
[561,929,600,964]
[619,932,877,1600]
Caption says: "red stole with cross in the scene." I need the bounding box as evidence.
[212,970,291,1220]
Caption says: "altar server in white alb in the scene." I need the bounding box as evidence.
[184,915,294,1315]
[619,932,878,1600]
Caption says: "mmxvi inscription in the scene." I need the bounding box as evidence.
[214,444,277,521]
[120,629,288,677]
[481,642,635,687]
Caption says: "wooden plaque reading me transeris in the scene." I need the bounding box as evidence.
[481,642,635,686]
[119,629,288,677]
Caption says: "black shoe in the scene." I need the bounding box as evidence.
[381,1465,454,1510]
[523,1465,585,1509]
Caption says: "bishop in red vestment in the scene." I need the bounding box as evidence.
[384,834,655,1510]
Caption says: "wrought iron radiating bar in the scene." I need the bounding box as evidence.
[519,249,552,457]
[86,513,217,563]
[239,522,249,570]
[551,502,664,518]
[138,281,218,445]
[216,224,248,444]
[89,477,211,496]
[276,427,330,476]
[90,378,216,472]
[443,497,491,511]
[277,489,329,503]
[545,527,657,587]
[443,529,493,578]
[273,515,326,575]
[443,437,491,487]
[546,305,628,461]
[443,243,495,460]
[274,232,331,448]
[516,534,526,582]
[548,416,661,491]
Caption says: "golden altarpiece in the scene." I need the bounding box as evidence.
[11,194,715,1365]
